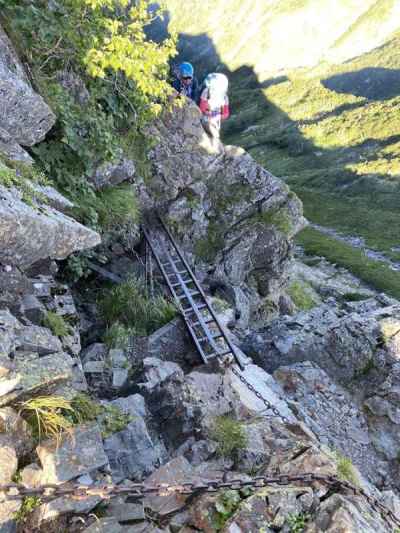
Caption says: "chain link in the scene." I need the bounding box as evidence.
[1,473,399,529]
[231,365,291,425]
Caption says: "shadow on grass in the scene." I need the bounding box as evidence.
[322,67,400,101]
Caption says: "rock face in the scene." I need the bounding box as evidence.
[0,24,55,150]
[138,100,305,325]
[0,185,100,268]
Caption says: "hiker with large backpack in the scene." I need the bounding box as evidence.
[199,73,230,140]
[172,62,199,103]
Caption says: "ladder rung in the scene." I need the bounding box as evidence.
[204,349,232,360]
[178,291,200,300]
[198,333,223,343]
[191,318,215,327]
[183,303,207,312]
[172,280,193,288]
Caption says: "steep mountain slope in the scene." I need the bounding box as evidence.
[224,31,400,297]
[163,0,400,76]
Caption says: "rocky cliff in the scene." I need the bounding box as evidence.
[1,8,400,533]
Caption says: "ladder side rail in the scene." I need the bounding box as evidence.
[162,245,222,357]
[142,227,210,364]
[158,216,244,369]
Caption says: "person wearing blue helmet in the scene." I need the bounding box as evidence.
[172,62,199,103]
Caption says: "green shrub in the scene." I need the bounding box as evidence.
[287,280,317,311]
[13,496,41,523]
[96,185,139,229]
[211,415,247,459]
[100,404,132,438]
[103,322,135,350]
[42,311,70,338]
[287,512,311,533]
[0,0,176,229]
[99,276,177,336]
[213,490,241,531]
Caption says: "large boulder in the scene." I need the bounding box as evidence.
[0,185,100,268]
[137,100,306,326]
[0,24,55,149]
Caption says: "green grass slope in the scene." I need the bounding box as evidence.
[224,32,400,297]
[163,0,399,76]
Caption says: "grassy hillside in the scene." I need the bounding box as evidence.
[224,32,400,297]
[163,0,399,77]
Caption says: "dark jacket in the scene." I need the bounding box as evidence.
[172,77,199,103]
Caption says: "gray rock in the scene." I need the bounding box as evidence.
[0,497,19,533]
[147,318,199,367]
[0,24,56,146]
[18,294,46,324]
[0,445,17,483]
[16,325,62,355]
[81,343,108,366]
[0,351,74,406]
[102,395,167,482]
[308,493,390,532]
[36,424,108,483]
[82,518,124,533]
[89,158,136,190]
[0,127,33,164]
[31,183,74,212]
[274,362,386,487]
[0,185,101,268]
[136,99,305,327]
[83,361,105,374]
[0,406,34,457]
[143,456,195,516]
[243,303,400,388]
[105,497,145,522]
[112,368,128,388]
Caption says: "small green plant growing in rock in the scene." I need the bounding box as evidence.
[99,276,177,336]
[287,280,317,311]
[70,394,103,423]
[213,490,241,531]
[42,311,70,338]
[103,322,135,350]
[13,496,41,523]
[334,451,360,487]
[210,415,247,459]
[100,404,132,438]
[287,512,311,533]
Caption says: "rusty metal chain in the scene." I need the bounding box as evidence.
[1,472,400,529]
[231,365,291,425]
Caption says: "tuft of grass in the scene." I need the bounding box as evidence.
[287,512,311,533]
[96,184,139,230]
[70,393,103,423]
[18,394,102,444]
[18,396,76,444]
[287,280,317,311]
[335,451,360,487]
[0,158,48,206]
[13,496,41,523]
[103,322,135,350]
[256,208,294,235]
[210,415,247,459]
[297,227,400,300]
[42,311,70,338]
[100,404,132,438]
[99,276,177,336]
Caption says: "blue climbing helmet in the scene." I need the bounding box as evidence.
[179,62,194,78]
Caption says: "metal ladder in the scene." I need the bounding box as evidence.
[142,217,244,368]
